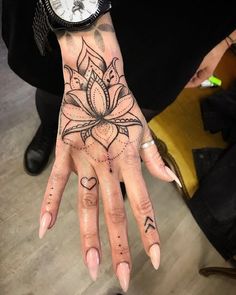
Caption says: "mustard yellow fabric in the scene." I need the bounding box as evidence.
[149,50,236,198]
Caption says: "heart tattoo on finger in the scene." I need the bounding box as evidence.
[80,177,98,190]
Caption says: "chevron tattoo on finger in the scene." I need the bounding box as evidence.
[144,216,156,233]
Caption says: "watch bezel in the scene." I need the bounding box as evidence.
[42,0,110,30]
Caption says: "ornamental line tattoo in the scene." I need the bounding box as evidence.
[83,21,115,52]
[57,22,115,51]
[60,38,143,169]
[93,23,115,52]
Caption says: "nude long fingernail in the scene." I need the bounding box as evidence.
[165,166,182,188]
[39,212,52,239]
[149,244,161,270]
[86,248,100,281]
[116,262,130,292]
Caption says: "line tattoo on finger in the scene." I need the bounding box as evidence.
[144,216,156,233]
[81,176,98,190]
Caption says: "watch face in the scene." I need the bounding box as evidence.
[49,0,99,23]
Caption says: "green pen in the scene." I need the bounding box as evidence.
[208,75,222,86]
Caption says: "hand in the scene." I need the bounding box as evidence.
[38,13,181,292]
[185,38,229,88]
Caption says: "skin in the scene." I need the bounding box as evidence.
[38,5,235,286]
[39,13,180,283]
[185,29,236,88]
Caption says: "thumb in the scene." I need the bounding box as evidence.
[188,68,211,88]
[140,127,182,187]
[195,68,211,84]
[185,73,198,88]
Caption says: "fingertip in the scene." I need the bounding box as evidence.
[86,248,100,281]
[116,262,130,292]
[149,244,161,270]
[39,211,52,239]
[164,166,182,188]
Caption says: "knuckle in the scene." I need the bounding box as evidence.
[81,192,97,208]
[108,207,126,224]
[137,198,153,215]
[83,233,97,241]
[152,150,163,164]
[145,228,159,243]
[104,187,121,200]
[124,145,140,167]
[144,149,163,166]
[51,171,68,182]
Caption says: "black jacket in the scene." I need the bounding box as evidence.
[2,0,236,111]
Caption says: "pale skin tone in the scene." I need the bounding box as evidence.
[38,13,180,291]
[39,13,234,292]
[186,29,236,88]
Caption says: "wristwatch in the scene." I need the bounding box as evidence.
[33,0,112,55]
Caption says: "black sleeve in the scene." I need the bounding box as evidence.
[2,0,236,110]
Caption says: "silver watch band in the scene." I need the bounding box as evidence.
[32,0,112,56]
[32,0,52,56]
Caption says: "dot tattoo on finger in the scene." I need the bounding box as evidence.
[118,243,122,255]
[46,187,54,207]
[116,243,129,256]
[116,236,127,256]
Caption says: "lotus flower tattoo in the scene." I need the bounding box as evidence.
[61,38,142,152]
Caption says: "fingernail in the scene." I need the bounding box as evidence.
[86,248,100,281]
[116,262,130,292]
[165,166,182,188]
[149,244,160,270]
[39,211,52,239]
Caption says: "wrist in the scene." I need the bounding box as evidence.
[219,37,229,53]
[225,29,236,47]
[57,13,124,73]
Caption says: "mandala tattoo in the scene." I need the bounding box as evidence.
[83,21,115,52]
[93,23,115,52]
[60,38,142,166]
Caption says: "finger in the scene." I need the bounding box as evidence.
[195,68,212,85]
[185,81,197,88]
[185,73,198,88]
[186,76,202,88]
[187,68,211,88]
[97,169,131,292]
[140,127,182,186]
[121,157,160,270]
[39,159,71,238]
[78,168,101,281]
